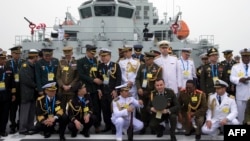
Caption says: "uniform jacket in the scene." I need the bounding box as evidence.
[200,63,227,95]
[206,93,238,121]
[132,53,145,63]
[154,55,182,93]
[77,56,99,93]
[135,63,162,91]
[19,61,37,103]
[221,59,237,94]
[178,89,207,117]
[56,58,79,94]
[230,62,250,100]
[67,94,93,122]
[97,61,122,94]
[36,95,64,123]
[149,88,179,115]
[35,58,59,92]
[0,64,14,101]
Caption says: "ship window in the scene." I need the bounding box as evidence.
[94,6,115,16]
[80,7,92,19]
[136,6,141,10]
[118,7,134,18]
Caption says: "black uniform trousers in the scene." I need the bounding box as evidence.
[68,115,94,134]
[0,98,10,133]
[90,91,101,128]
[101,85,113,129]
[9,84,21,129]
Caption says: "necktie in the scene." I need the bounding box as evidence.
[218,96,221,105]
[246,64,248,71]
[81,97,85,106]
[213,64,217,76]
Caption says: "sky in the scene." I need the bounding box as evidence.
[1,0,250,60]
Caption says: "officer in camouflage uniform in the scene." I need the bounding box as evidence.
[149,78,179,141]
[196,53,209,90]
[220,50,237,96]
[35,82,67,141]
[200,47,227,97]
[77,44,102,133]
[6,46,25,134]
[135,52,162,134]
[178,80,207,140]
[56,46,79,111]
[35,48,59,96]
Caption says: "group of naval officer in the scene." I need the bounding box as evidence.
[0,39,250,141]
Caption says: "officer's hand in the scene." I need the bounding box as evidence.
[239,77,248,83]
[97,89,102,99]
[138,100,143,105]
[150,107,157,113]
[138,88,143,96]
[205,120,212,129]
[84,114,90,123]
[247,121,250,125]
[63,85,70,91]
[111,90,117,99]
[220,118,228,126]
[74,119,82,130]
[11,95,16,102]
[94,78,102,85]
[127,81,133,88]
[127,107,134,112]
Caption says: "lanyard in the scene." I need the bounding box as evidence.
[45,66,54,73]
[211,64,218,77]
[245,64,248,76]
[11,59,21,73]
[181,58,188,71]
[102,62,112,75]
[1,73,5,81]
[143,68,147,79]
[79,97,85,107]
[46,97,55,114]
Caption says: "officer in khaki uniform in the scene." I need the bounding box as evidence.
[6,46,25,133]
[220,50,237,96]
[56,46,79,110]
[178,80,207,140]
[35,82,68,141]
[77,44,102,133]
[135,52,162,134]
[200,47,227,96]
[149,78,179,141]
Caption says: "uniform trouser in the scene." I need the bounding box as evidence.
[19,101,36,132]
[90,92,101,128]
[236,100,247,124]
[9,99,20,129]
[101,93,113,128]
[180,111,204,135]
[68,115,93,134]
[149,113,177,136]
[60,94,74,112]
[36,114,68,136]
[112,117,143,140]
[138,91,150,128]
[202,118,239,136]
[0,100,10,133]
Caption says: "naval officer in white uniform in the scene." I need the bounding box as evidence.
[118,45,140,98]
[230,48,250,124]
[154,40,182,94]
[178,48,197,89]
[202,79,239,137]
[111,85,144,141]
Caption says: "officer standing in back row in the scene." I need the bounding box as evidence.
[6,46,25,134]
[220,50,237,96]
[132,44,145,63]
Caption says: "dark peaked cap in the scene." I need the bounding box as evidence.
[9,46,22,54]
[144,52,156,58]
[222,50,233,55]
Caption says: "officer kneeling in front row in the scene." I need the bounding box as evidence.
[111,85,144,141]
[35,82,68,141]
[67,82,95,138]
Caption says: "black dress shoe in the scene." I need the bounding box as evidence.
[19,131,28,135]
[60,135,66,141]
[195,134,201,140]
[9,129,16,134]
[83,132,90,138]
[95,127,100,133]
[71,132,77,137]
[44,132,51,138]
[27,130,39,135]
[139,128,146,135]
[0,132,8,137]
[171,135,177,141]
[156,131,163,137]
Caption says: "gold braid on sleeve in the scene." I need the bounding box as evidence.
[68,101,81,117]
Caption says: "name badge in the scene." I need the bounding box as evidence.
[147,73,152,79]
[142,79,148,88]
[14,73,19,82]
[63,66,69,71]
[222,107,229,113]
[183,70,190,78]
[213,77,219,84]
[91,67,97,72]
[191,96,198,102]
[103,75,109,85]
[84,107,89,112]
[156,111,162,119]
[0,82,6,91]
[237,72,244,77]
[48,73,55,81]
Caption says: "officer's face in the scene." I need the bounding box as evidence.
[215,87,226,95]
[101,54,111,64]
[120,90,129,98]
[201,57,209,64]
[241,55,250,64]
[11,53,21,60]
[155,80,165,93]
[159,46,169,56]
[209,54,219,62]
[43,54,52,62]
[78,87,87,96]
[125,50,132,58]
[186,83,195,93]
[45,89,56,97]
[0,58,6,65]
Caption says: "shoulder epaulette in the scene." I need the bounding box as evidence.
[195,89,203,94]
[22,63,27,68]
[169,54,177,57]
[37,95,44,101]
[208,93,213,96]
[113,97,120,102]
[228,95,235,99]
[154,55,160,60]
